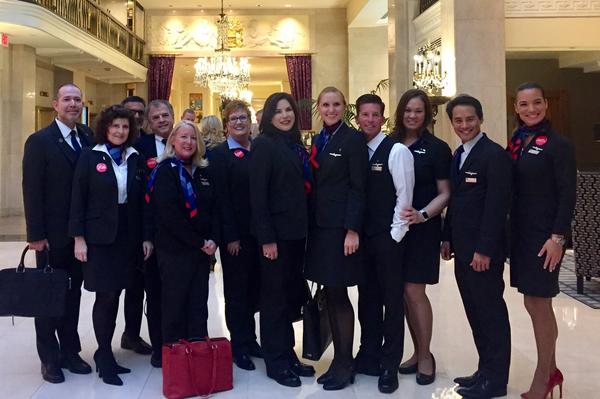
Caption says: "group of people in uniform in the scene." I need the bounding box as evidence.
[21,80,575,399]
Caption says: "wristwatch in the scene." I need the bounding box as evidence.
[551,236,566,246]
[420,210,430,221]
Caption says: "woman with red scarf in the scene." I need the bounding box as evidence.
[508,82,576,399]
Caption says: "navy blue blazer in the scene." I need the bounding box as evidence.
[22,120,93,248]
[442,134,512,262]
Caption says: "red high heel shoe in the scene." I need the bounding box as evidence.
[521,369,564,399]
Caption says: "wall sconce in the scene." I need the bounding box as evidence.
[413,42,447,96]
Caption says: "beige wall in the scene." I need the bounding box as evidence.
[507,58,600,171]
[312,8,349,129]
[348,26,390,119]
[36,65,54,108]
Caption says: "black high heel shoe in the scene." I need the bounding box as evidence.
[322,364,355,391]
[94,351,123,386]
[93,351,130,374]
[416,354,436,385]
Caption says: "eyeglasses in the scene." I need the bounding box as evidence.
[228,115,248,123]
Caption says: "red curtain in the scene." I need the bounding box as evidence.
[148,55,176,102]
[285,55,312,130]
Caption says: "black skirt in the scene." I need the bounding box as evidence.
[510,234,561,298]
[83,204,137,292]
[403,216,442,285]
[304,227,364,287]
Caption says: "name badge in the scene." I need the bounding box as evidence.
[200,178,210,186]
[414,148,426,154]
[465,177,477,183]
[329,152,342,157]
[528,149,540,155]
[371,163,383,172]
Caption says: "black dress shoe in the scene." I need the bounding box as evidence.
[121,334,152,355]
[150,353,162,368]
[267,369,301,387]
[454,371,481,387]
[398,362,418,374]
[322,369,355,391]
[290,360,315,377]
[456,377,507,398]
[233,354,255,371]
[60,354,92,374]
[316,369,333,385]
[416,354,436,385]
[41,363,65,384]
[378,369,399,394]
[247,342,263,358]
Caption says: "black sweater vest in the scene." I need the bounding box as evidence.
[365,135,398,237]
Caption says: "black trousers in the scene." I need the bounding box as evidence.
[260,238,306,373]
[144,253,163,356]
[357,232,406,370]
[220,236,260,356]
[123,266,144,338]
[157,249,210,344]
[455,257,511,386]
[35,245,83,365]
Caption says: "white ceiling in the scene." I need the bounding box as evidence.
[138,0,350,10]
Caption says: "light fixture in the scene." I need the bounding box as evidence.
[412,42,446,95]
[193,0,251,99]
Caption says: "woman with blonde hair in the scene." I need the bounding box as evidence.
[146,120,220,343]
[200,115,225,159]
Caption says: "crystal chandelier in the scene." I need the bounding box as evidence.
[412,42,447,95]
[194,0,250,98]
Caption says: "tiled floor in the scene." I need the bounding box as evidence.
[0,241,599,399]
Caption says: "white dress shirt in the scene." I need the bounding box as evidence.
[55,118,82,149]
[94,144,138,204]
[459,131,484,169]
[367,132,415,243]
[154,135,166,158]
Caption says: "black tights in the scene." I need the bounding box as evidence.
[93,291,121,352]
[326,286,354,374]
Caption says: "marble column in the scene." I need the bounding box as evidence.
[440,0,507,147]
[0,45,36,216]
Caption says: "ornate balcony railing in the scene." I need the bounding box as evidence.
[419,0,439,14]
[22,0,146,66]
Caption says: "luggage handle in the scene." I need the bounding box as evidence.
[181,337,219,398]
[16,245,53,274]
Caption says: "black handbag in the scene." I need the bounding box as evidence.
[0,246,69,318]
[301,284,332,361]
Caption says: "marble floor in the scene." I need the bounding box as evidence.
[0,241,598,399]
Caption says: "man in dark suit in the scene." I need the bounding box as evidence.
[22,83,93,383]
[354,94,415,393]
[441,95,512,399]
[122,95,147,137]
[118,95,153,357]
[131,99,175,367]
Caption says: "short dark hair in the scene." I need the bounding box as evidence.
[223,100,251,123]
[122,95,146,107]
[146,99,174,119]
[94,104,137,147]
[445,94,483,120]
[182,108,195,116]
[260,92,302,144]
[54,83,82,100]
[355,93,385,115]
[390,89,432,142]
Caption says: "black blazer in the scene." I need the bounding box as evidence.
[22,121,93,248]
[309,123,368,231]
[134,133,159,160]
[249,132,308,245]
[211,141,252,244]
[442,134,512,262]
[151,162,220,253]
[68,147,149,245]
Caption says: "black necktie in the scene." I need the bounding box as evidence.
[70,130,81,154]
[454,145,464,172]
[161,138,167,145]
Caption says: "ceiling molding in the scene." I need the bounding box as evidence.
[505,0,600,17]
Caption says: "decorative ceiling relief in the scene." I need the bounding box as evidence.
[505,0,600,17]
[148,15,309,53]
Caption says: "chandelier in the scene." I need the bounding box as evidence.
[412,42,446,95]
[194,0,250,98]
